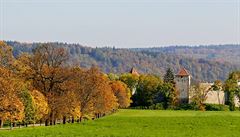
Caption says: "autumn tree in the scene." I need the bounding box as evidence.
[93,79,118,118]
[18,44,73,126]
[30,90,49,124]
[0,42,25,128]
[110,81,131,108]
[55,89,80,124]
[0,67,24,129]
[74,67,118,120]
[0,41,14,68]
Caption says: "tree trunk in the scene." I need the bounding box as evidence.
[13,122,16,127]
[45,119,49,126]
[80,116,82,122]
[98,113,100,118]
[10,122,13,130]
[53,119,56,125]
[0,119,3,128]
[63,116,66,124]
[49,112,54,126]
[77,117,80,123]
[71,117,74,123]
[95,113,97,119]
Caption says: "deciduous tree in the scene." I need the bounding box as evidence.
[110,81,131,108]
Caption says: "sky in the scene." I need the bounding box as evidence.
[0,0,239,48]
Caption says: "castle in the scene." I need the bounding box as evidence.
[174,68,240,106]
[130,67,240,106]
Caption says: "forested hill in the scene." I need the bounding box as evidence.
[5,41,240,82]
[131,45,240,65]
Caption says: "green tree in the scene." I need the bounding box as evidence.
[132,75,162,107]
[119,73,139,95]
[154,83,178,109]
[108,73,119,81]
[225,79,238,111]
[163,68,175,84]
[21,90,36,126]
[162,68,178,108]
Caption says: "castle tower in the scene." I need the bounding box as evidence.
[175,68,191,103]
[129,67,140,76]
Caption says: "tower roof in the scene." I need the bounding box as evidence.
[130,67,140,76]
[176,68,190,76]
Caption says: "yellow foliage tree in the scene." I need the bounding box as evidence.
[31,90,49,123]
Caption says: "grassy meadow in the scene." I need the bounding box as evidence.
[1,109,240,137]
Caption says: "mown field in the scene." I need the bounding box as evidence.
[1,109,240,137]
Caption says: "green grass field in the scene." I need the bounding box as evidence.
[1,109,240,137]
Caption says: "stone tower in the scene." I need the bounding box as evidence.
[175,68,191,103]
[129,67,140,76]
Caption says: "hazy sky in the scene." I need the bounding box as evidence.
[0,0,239,48]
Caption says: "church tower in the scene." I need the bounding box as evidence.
[175,68,191,103]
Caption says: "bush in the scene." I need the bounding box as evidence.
[205,104,229,111]
[155,103,165,110]
[175,103,197,110]
[148,103,165,110]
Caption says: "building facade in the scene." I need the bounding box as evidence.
[175,68,191,103]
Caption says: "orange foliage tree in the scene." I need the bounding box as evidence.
[74,67,118,120]
[0,67,24,128]
[110,81,131,108]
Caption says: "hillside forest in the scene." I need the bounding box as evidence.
[6,41,240,82]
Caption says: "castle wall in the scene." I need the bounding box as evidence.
[204,90,225,105]
[234,96,240,107]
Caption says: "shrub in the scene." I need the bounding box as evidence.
[205,104,229,111]
[155,103,165,110]
[175,103,197,110]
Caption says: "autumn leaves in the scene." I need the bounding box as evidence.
[0,42,131,128]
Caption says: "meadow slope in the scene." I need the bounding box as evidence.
[1,109,240,137]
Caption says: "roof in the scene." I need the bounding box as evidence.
[130,67,140,76]
[176,68,190,76]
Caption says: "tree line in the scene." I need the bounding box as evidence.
[0,41,131,129]
[111,68,240,111]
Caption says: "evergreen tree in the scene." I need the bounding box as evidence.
[164,68,175,84]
